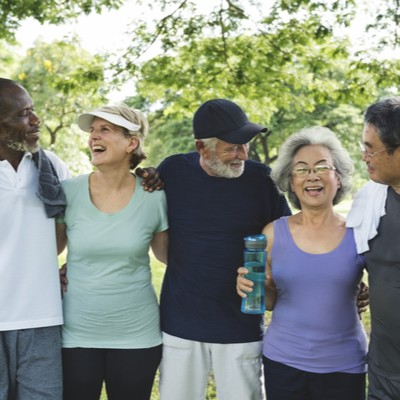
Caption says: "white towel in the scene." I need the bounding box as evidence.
[346,180,388,253]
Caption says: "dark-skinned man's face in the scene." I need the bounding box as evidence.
[0,85,41,154]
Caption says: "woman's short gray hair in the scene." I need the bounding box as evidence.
[271,126,354,209]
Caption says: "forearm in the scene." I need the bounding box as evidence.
[151,230,168,264]
[56,222,67,255]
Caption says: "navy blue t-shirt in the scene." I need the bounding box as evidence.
[158,152,291,343]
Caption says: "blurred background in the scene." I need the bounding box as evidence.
[1,0,399,189]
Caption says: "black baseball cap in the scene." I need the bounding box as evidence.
[193,99,268,144]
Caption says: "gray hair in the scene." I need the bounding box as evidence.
[199,137,219,151]
[271,126,354,209]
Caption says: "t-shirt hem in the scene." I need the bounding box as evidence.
[264,353,367,373]
[0,317,63,331]
[62,338,162,349]
[162,329,263,344]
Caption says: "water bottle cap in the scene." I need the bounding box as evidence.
[244,234,267,249]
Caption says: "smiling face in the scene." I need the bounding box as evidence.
[0,84,41,158]
[88,117,138,169]
[361,123,400,188]
[290,144,340,210]
[199,138,249,178]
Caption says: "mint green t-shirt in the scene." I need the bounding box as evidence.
[60,174,168,349]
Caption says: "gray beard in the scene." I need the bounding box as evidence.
[203,156,244,178]
[4,137,40,154]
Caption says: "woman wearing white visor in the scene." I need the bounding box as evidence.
[56,105,168,400]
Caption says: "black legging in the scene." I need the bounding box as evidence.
[62,346,162,400]
[263,356,366,400]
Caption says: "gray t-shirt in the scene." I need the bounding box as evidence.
[365,186,400,375]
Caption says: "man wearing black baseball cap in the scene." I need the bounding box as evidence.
[156,99,291,400]
[193,98,268,144]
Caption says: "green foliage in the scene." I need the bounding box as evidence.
[2,0,400,178]
[0,0,123,41]
[121,14,400,172]
[102,0,397,176]
[12,37,109,175]
[364,0,400,49]
[0,41,19,76]
[123,95,195,167]
[144,116,194,167]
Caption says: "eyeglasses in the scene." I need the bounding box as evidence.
[291,165,336,178]
[358,141,392,158]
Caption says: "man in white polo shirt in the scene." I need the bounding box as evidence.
[0,78,69,400]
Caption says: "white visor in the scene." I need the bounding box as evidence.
[78,111,141,132]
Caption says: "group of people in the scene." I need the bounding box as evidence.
[0,76,399,400]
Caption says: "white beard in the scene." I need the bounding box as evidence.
[203,155,244,178]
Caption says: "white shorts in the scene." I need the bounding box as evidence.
[159,332,264,400]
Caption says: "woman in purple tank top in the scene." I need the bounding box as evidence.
[237,126,368,400]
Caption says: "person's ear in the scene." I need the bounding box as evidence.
[195,139,205,154]
[127,137,139,153]
[336,173,341,188]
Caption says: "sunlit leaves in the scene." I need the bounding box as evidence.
[13,37,109,174]
[122,1,400,168]
[0,0,123,40]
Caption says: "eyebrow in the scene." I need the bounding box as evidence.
[90,122,114,129]
[362,141,374,149]
[17,105,34,113]
[293,159,328,166]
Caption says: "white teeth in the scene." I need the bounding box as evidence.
[92,145,106,151]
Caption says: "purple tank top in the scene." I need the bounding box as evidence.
[263,216,367,373]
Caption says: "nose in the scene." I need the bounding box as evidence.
[236,144,249,160]
[361,152,369,163]
[29,110,40,126]
[88,131,98,148]
[307,169,320,179]
[89,129,101,140]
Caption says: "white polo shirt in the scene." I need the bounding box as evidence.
[0,150,70,331]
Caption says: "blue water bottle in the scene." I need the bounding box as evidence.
[241,234,267,314]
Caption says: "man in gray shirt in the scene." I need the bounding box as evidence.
[348,97,400,400]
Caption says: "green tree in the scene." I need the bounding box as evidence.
[121,17,400,170]
[0,40,19,76]
[13,37,109,175]
[122,95,195,167]
[106,0,400,177]
[112,0,399,79]
[0,0,123,41]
